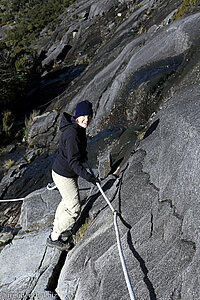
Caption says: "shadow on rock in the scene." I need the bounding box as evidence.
[127,230,157,300]
[119,213,157,300]
[144,119,160,139]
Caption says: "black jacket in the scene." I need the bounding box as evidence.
[52,112,92,182]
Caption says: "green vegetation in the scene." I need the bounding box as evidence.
[73,218,93,245]
[3,159,15,173]
[2,110,14,137]
[24,109,40,130]
[0,0,75,145]
[24,109,40,142]
[172,0,197,21]
[0,0,75,73]
[0,41,28,106]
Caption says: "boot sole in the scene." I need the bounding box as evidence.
[46,239,71,251]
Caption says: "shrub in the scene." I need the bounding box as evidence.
[73,218,93,245]
[2,110,14,137]
[24,109,40,141]
[172,0,197,21]
[24,109,40,129]
[1,0,76,72]
[3,159,14,172]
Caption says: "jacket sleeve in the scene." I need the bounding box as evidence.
[65,131,92,182]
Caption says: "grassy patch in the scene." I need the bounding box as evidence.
[172,0,197,21]
[2,110,14,137]
[1,0,76,73]
[73,218,93,245]
[3,159,14,173]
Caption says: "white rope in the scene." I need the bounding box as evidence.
[0,197,24,202]
[96,182,136,300]
[87,168,136,299]
[47,183,57,190]
[113,211,136,300]
[0,183,57,202]
[96,182,115,213]
[0,182,57,202]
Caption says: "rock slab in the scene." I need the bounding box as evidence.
[56,84,200,299]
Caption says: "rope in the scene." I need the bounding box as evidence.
[0,197,24,202]
[86,162,136,300]
[96,182,136,300]
[0,183,57,202]
[47,183,57,190]
[113,211,136,300]
[96,182,115,213]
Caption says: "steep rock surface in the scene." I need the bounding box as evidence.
[0,175,118,299]
[1,83,199,299]
[0,0,200,299]
[1,0,200,199]
[29,1,200,146]
[56,83,200,300]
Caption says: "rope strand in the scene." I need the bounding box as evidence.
[86,162,136,300]
[0,197,24,202]
[113,211,136,300]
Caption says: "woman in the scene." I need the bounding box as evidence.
[47,100,97,251]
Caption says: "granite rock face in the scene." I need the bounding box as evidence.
[0,228,60,300]
[29,1,200,146]
[56,84,200,300]
[1,0,200,199]
[0,176,94,299]
[26,110,58,147]
[0,0,200,299]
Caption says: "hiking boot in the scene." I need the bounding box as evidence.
[46,236,71,251]
[61,229,72,241]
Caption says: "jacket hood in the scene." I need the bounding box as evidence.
[59,112,76,132]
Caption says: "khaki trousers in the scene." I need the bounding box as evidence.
[52,170,81,236]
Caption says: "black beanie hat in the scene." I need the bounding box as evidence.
[74,100,93,119]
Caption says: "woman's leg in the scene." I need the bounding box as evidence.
[51,170,81,239]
